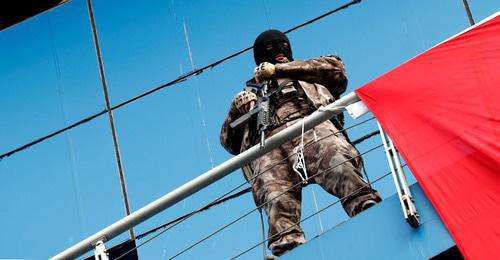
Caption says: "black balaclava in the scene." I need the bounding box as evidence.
[253,29,293,65]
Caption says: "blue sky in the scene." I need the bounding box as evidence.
[0,0,498,259]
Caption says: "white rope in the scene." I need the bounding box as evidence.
[293,119,309,184]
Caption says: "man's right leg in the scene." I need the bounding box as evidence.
[252,149,305,256]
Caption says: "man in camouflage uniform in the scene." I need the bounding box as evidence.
[220,30,381,256]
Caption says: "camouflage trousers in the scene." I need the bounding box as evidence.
[250,120,381,256]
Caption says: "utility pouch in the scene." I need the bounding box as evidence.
[280,85,297,98]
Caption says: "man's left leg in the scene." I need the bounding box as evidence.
[303,122,382,217]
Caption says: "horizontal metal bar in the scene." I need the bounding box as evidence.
[52,92,360,259]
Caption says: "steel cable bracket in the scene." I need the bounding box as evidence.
[94,240,109,260]
[377,122,419,228]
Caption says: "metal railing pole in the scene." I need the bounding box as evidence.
[52,92,360,259]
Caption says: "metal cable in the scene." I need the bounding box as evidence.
[238,117,376,187]
[283,0,361,34]
[116,120,378,260]
[114,119,376,259]
[352,130,379,145]
[0,0,363,160]
[137,116,374,240]
[353,129,379,187]
[231,166,402,259]
[113,186,252,260]
[135,187,252,240]
[169,143,383,259]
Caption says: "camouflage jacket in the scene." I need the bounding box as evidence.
[220,55,348,155]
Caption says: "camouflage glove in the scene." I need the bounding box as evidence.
[254,62,276,83]
[233,90,257,113]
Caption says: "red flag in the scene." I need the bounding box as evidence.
[356,13,500,260]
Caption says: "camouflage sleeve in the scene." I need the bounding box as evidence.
[274,55,348,97]
[220,102,244,155]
